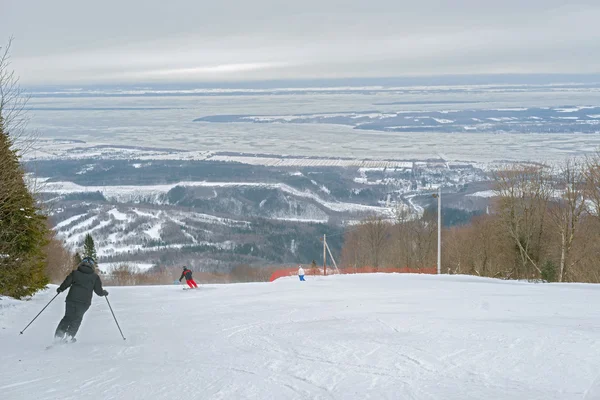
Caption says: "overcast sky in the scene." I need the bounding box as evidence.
[2,0,600,85]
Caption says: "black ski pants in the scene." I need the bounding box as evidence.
[55,301,90,339]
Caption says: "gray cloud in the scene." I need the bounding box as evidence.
[2,0,600,84]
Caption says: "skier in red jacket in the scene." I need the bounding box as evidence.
[179,266,198,289]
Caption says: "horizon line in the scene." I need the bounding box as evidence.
[22,72,600,90]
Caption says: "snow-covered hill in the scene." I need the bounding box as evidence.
[28,156,490,270]
[2,274,600,399]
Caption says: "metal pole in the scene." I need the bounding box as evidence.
[437,187,442,275]
[325,241,340,273]
[105,297,126,340]
[19,292,60,335]
[323,234,327,276]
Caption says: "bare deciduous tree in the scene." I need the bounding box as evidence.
[45,229,76,283]
[0,38,42,221]
[392,206,415,269]
[494,165,552,279]
[548,159,588,282]
[0,38,35,154]
[341,229,365,272]
[340,157,600,283]
[584,152,600,222]
[411,209,438,269]
[359,215,390,269]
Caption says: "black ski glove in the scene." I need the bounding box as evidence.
[102,290,109,296]
[56,288,62,294]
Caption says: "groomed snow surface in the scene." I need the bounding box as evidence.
[2,274,600,400]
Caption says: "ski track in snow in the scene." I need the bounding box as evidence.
[2,274,600,399]
[61,215,98,236]
[53,213,88,229]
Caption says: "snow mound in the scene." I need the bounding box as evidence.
[1,275,600,399]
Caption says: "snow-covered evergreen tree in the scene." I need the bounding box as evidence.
[83,234,97,261]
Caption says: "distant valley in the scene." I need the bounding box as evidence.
[28,154,491,273]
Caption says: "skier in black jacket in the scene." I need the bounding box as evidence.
[55,257,108,342]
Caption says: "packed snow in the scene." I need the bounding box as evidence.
[1,274,600,399]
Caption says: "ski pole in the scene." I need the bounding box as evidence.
[20,292,60,335]
[105,296,126,340]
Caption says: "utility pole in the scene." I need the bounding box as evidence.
[437,187,441,275]
[325,240,339,273]
[323,234,327,276]
[433,187,442,274]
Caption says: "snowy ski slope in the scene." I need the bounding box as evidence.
[2,274,600,400]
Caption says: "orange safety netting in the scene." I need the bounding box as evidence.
[269,266,437,282]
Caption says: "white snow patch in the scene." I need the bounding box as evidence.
[431,118,455,124]
[108,208,128,221]
[76,164,95,175]
[405,194,424,215]
[487,117,515,122]
[556,107,581,113]
[272,217,328,223]
[132,208,156,218]
[144,222,162,240]
[181,230,198,244]
[468,190,497,198]
[554,106,595,113]
[358,167,386,172]
[0,295,23,311]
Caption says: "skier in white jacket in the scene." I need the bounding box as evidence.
[298,266,306,281]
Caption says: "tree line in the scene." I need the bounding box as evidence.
[0,38,103,298]
[0,39,49,298]
[341,157,600,283]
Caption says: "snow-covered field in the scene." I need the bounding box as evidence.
[2,274,600,400]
